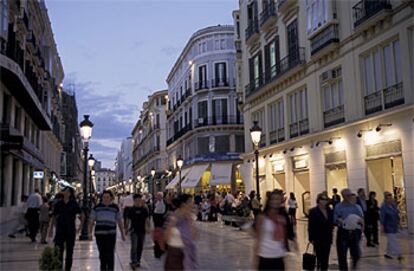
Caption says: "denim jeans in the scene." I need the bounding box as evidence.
[336,228,362,271]
[130,232,146,264]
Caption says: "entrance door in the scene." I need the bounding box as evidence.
[272,173,286,191]
[326,164,348,197]
[293,170,310,218]
[367,156,407,228]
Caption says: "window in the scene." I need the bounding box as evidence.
[2,93,10,124]
[249,52,262,87]
[235,135,245,153]
[306,0,328,34]
[0,0,8,39]
[268,99,284,132]
[197,101,208,124]
[214,62,227,84]
[289,89,308,123]
[14,105,21,130]
[362,39,402,95]
[321,68,344,111]
[198,65,207,87]
[215,135,229,153]
[156,114,160,128]
[197,137,210,155]
[264,37,280,79]
[212,99,228,124]
[215,40,220,50]
[220,39,226,50]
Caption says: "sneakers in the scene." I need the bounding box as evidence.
[384,254,393,259]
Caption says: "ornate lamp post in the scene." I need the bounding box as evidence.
[151,168,156,197]
[88,154,95,204]
[176,156,184,194]
[250,121,262,202]
[79,115,93,241]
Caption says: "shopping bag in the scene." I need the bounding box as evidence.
[302,242,316,270]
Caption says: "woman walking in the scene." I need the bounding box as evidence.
[308,193,334,270]
[287,193,298,225]
[164,194,198,270]
[380,191,403,261]
[254,190,297,270]
[366,191,379,246]
[89,191,126,271]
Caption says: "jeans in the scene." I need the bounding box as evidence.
[130,232,146,264]
[385,233,401,257]
[336,228,362,271]
[96,234,116,271]
[55,233,76,271]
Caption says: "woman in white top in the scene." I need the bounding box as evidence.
[254,190,297,270]
[287,192,298,226]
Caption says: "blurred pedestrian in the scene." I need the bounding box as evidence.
[380,192,403,261]
[308,193,334,271]
[287,192,298,225]
[249,191,261,222]
[153,192,168,258]
[254,190,297,270]
[126,194,150,269]
[89,190,126,271]
[8,195,28,238]
[164,194,198,270]
[26,189,42,242]
[356,188,369,244]
[366,191,379,247]
[48,186,83,271]
[122,192,134,229]
[39,196,50,244]
[331,188,341,208]
[334,188,364,270]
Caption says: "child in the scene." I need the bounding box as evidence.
[39,196,50,244]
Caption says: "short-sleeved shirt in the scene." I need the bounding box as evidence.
[334,202,364,228]
[90,203,121,235]
[53,199,82,235]
[127,206,149,234]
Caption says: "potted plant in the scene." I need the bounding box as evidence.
[39,246,61,271]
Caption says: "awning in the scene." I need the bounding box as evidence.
[209,163,233,186]
[181,164,209,188]
[165,168,191,190]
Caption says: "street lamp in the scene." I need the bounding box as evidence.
[88,154,95,199]
[79,115,93,241]
[151,168,156,195]
[176,156,184,193]
[250,121,262,202]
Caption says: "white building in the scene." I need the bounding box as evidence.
[115,137,133,189]
[95,168,116,194]
[236,0,413,232]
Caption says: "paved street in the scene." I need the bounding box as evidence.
[1,220,413,270]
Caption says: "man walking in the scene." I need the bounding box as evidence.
[334,188,364,270]
[26,189,42,242]
[356,188,369,245]
[126,194,150,269]
[153,192,167,258]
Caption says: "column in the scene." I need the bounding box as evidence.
[3,155,13,206]
[23,164,30,195]
[346,130,367,193]
[229,134,236,153]
[284,153,294,194]
[14,160,23,204]
[309,146,326,205]
[400,117,414,234]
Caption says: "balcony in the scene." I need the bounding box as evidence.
[289,118,309,138]
[278,0,297,14]
[353,0,391,28]
[323,105,345,128]
[245,19,259,43]
[211,78,236,89]
[260,2,277,29]
[195,81,209,91]
[364,82,404,115]
[247,47,306,98]
[193,115,243,129]
[310,24,339,56]
[269,128,285,145]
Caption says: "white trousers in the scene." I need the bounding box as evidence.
[385,233,401,256]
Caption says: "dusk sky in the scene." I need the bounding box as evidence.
[47,0,238,169]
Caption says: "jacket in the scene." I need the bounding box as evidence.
[308,206,334,244]
[380,203,400,234]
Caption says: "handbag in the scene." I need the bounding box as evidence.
[302,242,316,271]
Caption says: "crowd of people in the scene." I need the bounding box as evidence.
[7,185,404,271]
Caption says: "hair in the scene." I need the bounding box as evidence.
[290,192,296,200]
[63,186,76,200]
[126,191,130,195]
[172,193,193,208]
[333,188,338,193]
[357,188,365,194]
[341,188,351,197]
[263,190,284,215]
[133,193,142,200]
[316,193,329,204]
[369,191,376,198]
[34,189,40,193]
[42,196,48,203]
[102,190,114,199]
[21,195,28,202]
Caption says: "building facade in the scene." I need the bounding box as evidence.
[115,137,133,190]
[236,0,413,232]
[132,90,168,194]
[165,25,245,193]
[60,89,83,186]
[96,168,116,194]
[0,0,65,228]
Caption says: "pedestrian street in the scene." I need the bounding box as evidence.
[1,220,413,270]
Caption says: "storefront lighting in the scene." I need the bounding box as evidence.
[334,138,346,150]
[357,129,372,138]
[364,130,381,145]
[375,123,392,132]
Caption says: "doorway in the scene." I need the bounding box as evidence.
[293,170,310,218]
[272,173,286,191]
[367,156,407,228]
[326,164,348,198]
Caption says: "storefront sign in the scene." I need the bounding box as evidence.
[33,171,44,179]
[272,160,284,172]
[294,160,307,169]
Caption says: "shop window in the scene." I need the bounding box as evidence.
[197,137,209,155]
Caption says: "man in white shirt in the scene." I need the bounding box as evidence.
[26,189,42,242]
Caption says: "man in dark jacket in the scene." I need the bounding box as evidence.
[308,193,334,271]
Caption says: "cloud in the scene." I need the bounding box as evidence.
[160,46,181,56]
